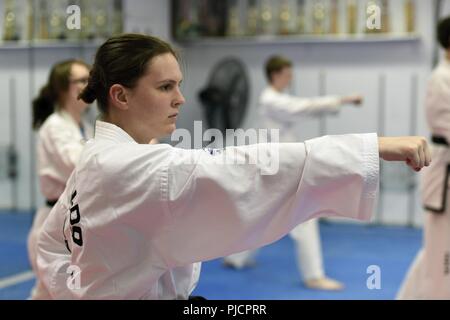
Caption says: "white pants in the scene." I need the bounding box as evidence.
[397,205,450,299]
[27,206,52,299]
[223,219,324,281]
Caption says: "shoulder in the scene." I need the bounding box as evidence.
[93,142,175,177]
[260,87,279,102]
[39,112,77,137]
[430,62,450,86]
[79,142,177,204]
[39,112,63,131]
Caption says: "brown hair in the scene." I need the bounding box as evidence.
[32,59,89,129]
[438,16,450,49]
[265,55,292,83]
[79,33,177,115]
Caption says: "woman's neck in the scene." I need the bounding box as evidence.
[270,83,284,93]
[103,113,155,144]
[63,103,82,125]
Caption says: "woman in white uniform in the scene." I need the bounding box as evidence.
[224,55,362,291]
[28,59,91,299]
[397,17,450,299]
[35,34,430,300]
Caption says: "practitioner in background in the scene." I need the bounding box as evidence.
[28,59,92,299]
[224,55,362,291]
[397,16,450,300]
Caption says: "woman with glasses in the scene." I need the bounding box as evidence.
[27,59,92,299]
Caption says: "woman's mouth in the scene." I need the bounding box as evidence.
[168,113,178,119]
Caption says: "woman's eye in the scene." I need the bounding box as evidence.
[160,84,172,91]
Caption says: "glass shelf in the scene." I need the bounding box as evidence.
[0,39,105,50]
[176,33,421,47]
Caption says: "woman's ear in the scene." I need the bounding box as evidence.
[109,84,129,111]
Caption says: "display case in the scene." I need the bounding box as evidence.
[171,0,420,45]
[1,0,123,48]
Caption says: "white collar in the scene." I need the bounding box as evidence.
[268,85,284,94]
[57,109,79,128]
[94,120,137,144]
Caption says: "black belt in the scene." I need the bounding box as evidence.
[432,135,449,146]
[46,199,58,207]
[188,295,207,300]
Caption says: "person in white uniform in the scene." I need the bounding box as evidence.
[35,34,431,300]
[223,55,363,291]
[27,59,92,299]
[397,17,450,299]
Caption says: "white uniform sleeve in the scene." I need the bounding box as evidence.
[155,133,379,267]
[40,121,85,180]
[262,91,341,123]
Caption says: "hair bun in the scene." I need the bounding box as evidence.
[79,83,97,104]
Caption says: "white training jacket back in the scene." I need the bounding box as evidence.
[37,120,379,299]
[37,110,93,201]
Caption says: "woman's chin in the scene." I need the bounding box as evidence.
[167,123,177,133]
[165,124,176,135]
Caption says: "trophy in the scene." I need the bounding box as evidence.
[278,0,293,35]
[93,0,109,39]
[404,0,415,33]
[37,0,49,40]
[48,0,66,40]
[381,0,390,33]
[80,0,95,39]
[65,0,82,40]
[26,0,34,41]
[3,0,20,41]
[199,0,218,37]
[175,0,191,39]
[259,0,273,35]
[187,0,201,38]
[246,0,259,36]
[329,0,339,34]
[226,0,241,37]
[174,0,202,39]
[346,0,357,34]
[365,0,379,34]
[312,0,326,35]
[111,0,123,36]
[297,0,306,34]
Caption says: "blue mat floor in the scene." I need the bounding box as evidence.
[0,211,422,300]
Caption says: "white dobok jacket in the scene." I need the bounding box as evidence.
[29,110,92,299]
[422,60,450,214]
[37,120,379,299]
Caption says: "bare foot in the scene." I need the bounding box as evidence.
[304,277,344,291]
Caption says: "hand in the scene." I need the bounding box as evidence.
[378,136,431,171]
[341,94,363,106]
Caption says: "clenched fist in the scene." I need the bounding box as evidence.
[341,94,363,106]
[378,136,431,171]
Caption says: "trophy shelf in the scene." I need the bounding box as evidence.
[176,33,421,47]
[0,39,106,50]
